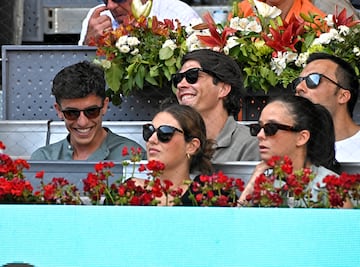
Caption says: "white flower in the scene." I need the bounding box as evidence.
[162,39,177,51]
[127,36,140,46]
[118,45,131,53]
[324,14,334,27]
[130,48,139,55]
[246,19,262,33]
[116,35,128,46]
[354,46,360,57]
[270,52,287,75]
[284,51,298,63]
[93,59,112,70]
[253,0,282,18]
[338,25,350,36]
[225,36,240,49]
[230,17,262,35]
[186,30,209,51]
[295,52,309,67]
[312,29,342,45]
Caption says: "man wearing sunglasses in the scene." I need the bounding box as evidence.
[293,52,360,162]
[173,49,260,162]
[31,61,144,161]
[78,0,200,45]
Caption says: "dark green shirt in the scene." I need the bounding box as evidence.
[30,128,145,161]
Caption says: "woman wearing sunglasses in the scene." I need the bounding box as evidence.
[133,104,215,206]
[238,95,345,207]
[78,0,200,45]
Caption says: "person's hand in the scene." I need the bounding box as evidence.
[238,161,270,206]
[84,6,113,45]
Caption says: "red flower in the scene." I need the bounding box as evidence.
[122,146,129,156]
[35,170,45,179]
[196,12,237,50]
[332,7,360,28]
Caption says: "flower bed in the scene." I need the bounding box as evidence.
[1,141,360,207]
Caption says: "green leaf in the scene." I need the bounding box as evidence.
[105,63,124,93]
[159,47,174,60]
[134,65,145,89]
[165,57,176,67]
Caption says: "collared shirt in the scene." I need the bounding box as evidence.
[212,116,260,162]
[30,128,145,161]
[78,0,201,45]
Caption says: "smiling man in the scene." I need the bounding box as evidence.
[78,0,200,45]
[173,49,260,162]
[30,61,143,161]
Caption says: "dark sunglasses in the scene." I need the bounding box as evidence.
[290,73,345,93]
[61,106,103,120]
[143,124,184,143]
[171,68,215,88]
[249,122,300,137]
[102,0,127,4]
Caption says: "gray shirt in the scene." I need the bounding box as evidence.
[30,128,145,161]
[212,116,260,162]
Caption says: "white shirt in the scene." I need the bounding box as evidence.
[335,130,360,162]
[78,0,201,45]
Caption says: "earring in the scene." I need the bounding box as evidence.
[186,153,191,160]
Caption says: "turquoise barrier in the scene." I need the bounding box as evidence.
[0,206,359,267]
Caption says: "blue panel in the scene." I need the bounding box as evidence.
[0,206,360,267]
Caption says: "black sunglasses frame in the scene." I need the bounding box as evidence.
[249,122,300,137]
[291,72,346,93]
[61,106,104,120]
[103,0,127,4]
[143,124,184,143]
[171,67,216,88]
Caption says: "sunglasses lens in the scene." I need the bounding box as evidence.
[249,124,261,136]
[84,107,102,119]
[143,124,155,142]
[142,125,180,143]
[157,126,176,143]
[185,69,200,84]
[62,110,80,120]
[172,68,200,88]
[62,107,102,120]
[249,123,280,136]
[103,0,126,4]
[263,124,278,136]
[306,74,321,88]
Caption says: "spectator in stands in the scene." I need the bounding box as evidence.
[30,61,144,161]
[293,53,360,162]
[238,95,341,207]
[236,0,325,23]
[78,0,200,45]
[172,49,260,162]
[132,104,215,206]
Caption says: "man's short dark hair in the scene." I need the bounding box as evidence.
[52,61,106,104]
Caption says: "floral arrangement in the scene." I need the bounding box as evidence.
[243,155,360,208]
[0,141,81,204]
[2,139,360,207]
[90,0,188,105]
[187,0,360,93]
[188,171,245,206]
[0,141,243,206]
